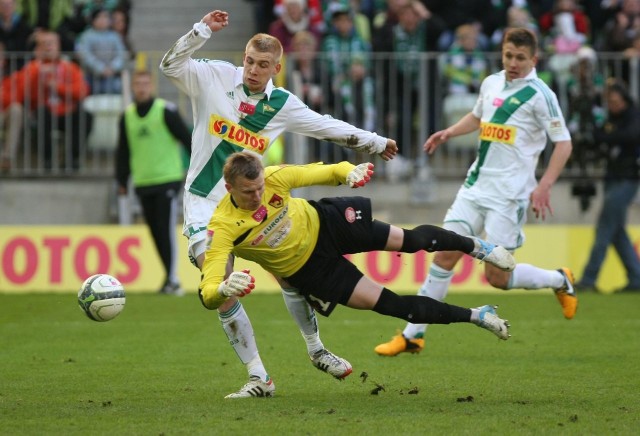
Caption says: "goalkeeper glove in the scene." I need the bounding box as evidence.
[218,269,255,298]
[346,162,374,188]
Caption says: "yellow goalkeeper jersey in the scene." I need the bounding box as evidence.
[200,161,355,308]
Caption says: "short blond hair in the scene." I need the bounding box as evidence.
[246,33,283,63]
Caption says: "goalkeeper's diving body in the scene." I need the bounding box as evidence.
[199,153,516,362]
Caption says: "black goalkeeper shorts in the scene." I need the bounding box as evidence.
[285,196,390,316]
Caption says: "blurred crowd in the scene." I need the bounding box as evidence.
[0,0,132,171]
[2,0,640,174]
[248,0,640,172]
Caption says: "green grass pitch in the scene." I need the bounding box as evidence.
[1,291,639,435]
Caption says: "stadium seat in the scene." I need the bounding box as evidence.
[83,94,125,150]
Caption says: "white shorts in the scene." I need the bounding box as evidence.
[442,188,527,251]
[182,190,218,264]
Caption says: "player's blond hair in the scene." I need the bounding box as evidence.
[224,153,263,185]
[246,33,283,63]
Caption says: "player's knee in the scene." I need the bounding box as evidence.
[485,269,510,289]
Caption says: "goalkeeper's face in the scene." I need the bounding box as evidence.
[226,172,265,211]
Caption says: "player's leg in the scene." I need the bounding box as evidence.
[375,194,484,355]
[276,277,352,380]
[485,202,577,319]
[184,191,273,398]
[374,211,511,355]
[346,275,510,340]
[387,223,514,270]
[193,246,274,398]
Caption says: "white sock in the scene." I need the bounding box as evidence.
[281,288,323,356]
[402,264,454,339]
[218,300,268,381]
[509,264,564,289]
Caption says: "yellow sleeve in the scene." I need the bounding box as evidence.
[199,223,236,310]
[266,161,355,188]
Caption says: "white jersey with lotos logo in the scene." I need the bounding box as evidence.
[160,21,388,204]
[465,68,571,200]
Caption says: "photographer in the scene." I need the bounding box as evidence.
[567,47,605,212]
[576,80,640,293]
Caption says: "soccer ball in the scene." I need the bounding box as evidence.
[78,274,126,322]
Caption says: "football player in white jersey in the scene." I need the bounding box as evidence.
[375,27,577,357]
[160,10,398,397]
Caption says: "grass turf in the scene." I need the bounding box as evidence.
[1,291,639,435]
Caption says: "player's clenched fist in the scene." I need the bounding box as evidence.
[201,10,229,32]
[346,163,374,188]
[218,269,255,297]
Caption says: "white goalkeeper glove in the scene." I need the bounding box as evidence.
[346,162,374,188]
[217,269,255,298]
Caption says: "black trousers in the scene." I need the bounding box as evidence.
[136,181,182,284]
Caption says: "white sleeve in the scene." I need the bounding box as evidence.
[534,90,571,143]
[282,93,388,155]
[159,22,212,97]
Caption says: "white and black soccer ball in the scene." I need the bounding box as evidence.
[78,274,126,322]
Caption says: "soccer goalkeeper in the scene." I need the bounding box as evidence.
[199,153,515,375]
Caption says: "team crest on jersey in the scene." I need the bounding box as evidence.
[268,194,283,208]
[263,104,275,113]
[209,114,269,154]
[345,207,362,223]
[252,205,268,222]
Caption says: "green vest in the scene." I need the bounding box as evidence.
[124,99,184,187]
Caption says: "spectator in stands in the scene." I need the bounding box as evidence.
[443,24,488,95]
[372,0,424,37]
[0,0,32,72]
[490,4,540,51]
[111,7,133,59]
[115,70,192,296]
[289,30,323,112]
[601,0,640,52]
[321,4,374,143]
[324,0,372,43]
[19,0,82,52]
[76,0,130,21]
[0,40,24,171]
[268,0,321,53]
[75,8,127,94]
[539,0,590,54]
[421,0,493,51]
[273,0,324,34]
[627,31,640,57]
[4,30,91,170]
[373,0,445,176]
[599,0,640,87]
[566,46,605,149]
[576,80,640,293]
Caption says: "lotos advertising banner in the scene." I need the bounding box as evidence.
[0,225,636,294]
